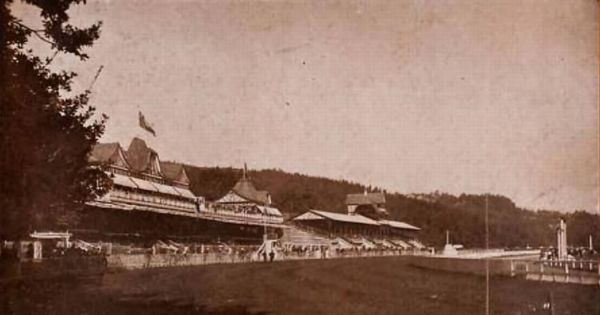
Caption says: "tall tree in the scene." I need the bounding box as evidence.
[0,0,110,238]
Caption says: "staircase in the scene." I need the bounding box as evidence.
[280,225,330,246]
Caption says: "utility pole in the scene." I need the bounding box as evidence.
[485,194,490,315]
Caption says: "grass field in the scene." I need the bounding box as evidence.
[2,256,599,315]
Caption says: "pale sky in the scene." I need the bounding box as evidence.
[13,0,599,212]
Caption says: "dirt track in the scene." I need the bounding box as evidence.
[2,256,599,314]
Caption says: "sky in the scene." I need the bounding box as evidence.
[12,0,599,212]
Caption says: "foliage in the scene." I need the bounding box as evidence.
[0,0,109,238]
[185,165,599,249]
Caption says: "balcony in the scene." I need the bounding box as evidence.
[198,207,284,227]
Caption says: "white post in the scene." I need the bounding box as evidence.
[510,260,514,277]
[563,220,567,258]
[557,219,567,260]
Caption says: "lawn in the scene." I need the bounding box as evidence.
[2,256,598,314]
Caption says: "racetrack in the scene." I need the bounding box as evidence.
[2,256,598,314]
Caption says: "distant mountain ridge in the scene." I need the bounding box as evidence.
[183,165,599,249]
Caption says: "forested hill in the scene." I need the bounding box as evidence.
[184,165,599,249]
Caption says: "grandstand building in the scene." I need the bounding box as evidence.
[76,137,419,250]
[87,138,199,217]
[285,191,424,250]
[202,168,284,235]
[79,138,283,243]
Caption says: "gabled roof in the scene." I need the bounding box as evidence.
[294,210,380,226]
[89,143,130,168]
[346,192,386,205]
[126,137,159,173]
[160,161,189,184]
[89,143,119,163]
[231,177,270,205]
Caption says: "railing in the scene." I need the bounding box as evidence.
[511,259,599,274]
[110,194,197,214]
[106,247,428,270]
[198,209,283,225]
[509,259,600,285]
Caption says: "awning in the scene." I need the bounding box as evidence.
[382,240,397,248]
[152,181,182,197]
[304,210,380,226]
[112,174,138,189]
[380,219,420,231]
[257,205,283,217]
[173,187,196,199]
[332,237,355,249]
[359,238,377,249]
[128,177,159,193]
[390,239,411,249]
[30,231,72,239]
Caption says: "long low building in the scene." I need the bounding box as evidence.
[286,191,423,248]
[80,137,283,243]
[78,137,420,248]
[292,209,420,238]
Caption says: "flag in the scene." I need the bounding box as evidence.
[138,111,156,136]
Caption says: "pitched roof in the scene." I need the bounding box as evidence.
[160,161,188,183]
[126,137,158,173]
[294,210,380,226]
[380,219,420,231]
[346,192,386,205]
[89,143,120,163]
[231,177,270,205]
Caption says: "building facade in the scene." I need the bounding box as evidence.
[207,169,284,228]
[290,192,422,248]
[82,138,282,242]
[87,138,199,217]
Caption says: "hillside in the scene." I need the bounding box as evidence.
[184,166,599,249]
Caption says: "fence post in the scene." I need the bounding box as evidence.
[510,260,514,277]
[564,262,569,283]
